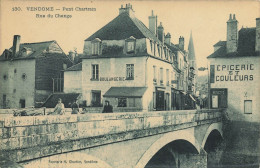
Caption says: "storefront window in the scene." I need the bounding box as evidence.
[118,98,127,107]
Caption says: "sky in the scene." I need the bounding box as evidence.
[0,0,259,76]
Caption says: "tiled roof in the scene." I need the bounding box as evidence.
[0,41,63,61]
[208,27,259,58]
[85,12,161,44]
[42,93,80,108]
[64,62,82,71]
[103,87,147,98]
[213,41,226,47]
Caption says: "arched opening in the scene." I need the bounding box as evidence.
[204,129,224,168]
[145,140,199,168]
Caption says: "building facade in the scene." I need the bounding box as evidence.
[0,35,73,108]
[207,15,260,122]
[64,4,196,111]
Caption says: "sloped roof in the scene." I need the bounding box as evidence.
[0,41,64,61]
[65,62,82,71]
[213,41,226,47]
[208,27,259,58]
[42,93,80,108]
[103,87,147,98]
[85,12,161,43]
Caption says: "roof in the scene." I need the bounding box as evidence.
[213,41,226,47]
[0,40,65,61]
[42,93,80,108]
[85,12,161,44]
[208,27,259,58]
[65,62,82,71]
[103,87,147,98]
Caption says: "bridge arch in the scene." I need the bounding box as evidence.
[201,122,223,149]
[135,129,201,168]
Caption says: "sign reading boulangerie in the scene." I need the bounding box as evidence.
[211,64,254,82]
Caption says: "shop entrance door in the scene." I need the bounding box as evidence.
[156,90,165,111]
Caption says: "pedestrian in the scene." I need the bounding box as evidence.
[102,100,113,113]
[53,98,65,115]
[199,97,203,109]
[71,99,79,114]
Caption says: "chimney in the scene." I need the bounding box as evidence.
[226,14,238,53]
[68,50,75,62]
[158,22,164,43]
[12,35,21,58]
[165,33,171,45]
[255,18,260,52]
[149,10,158,36]
[119,3,135,17]
[179,36,184,50]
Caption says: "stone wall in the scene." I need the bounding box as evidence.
[0,109,223,163]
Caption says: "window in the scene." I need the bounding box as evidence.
[3,74,7,80]
[91,64,99,80]
[14,69,17,73]
[244,100,252,114]
[3,95,7,109]
[158,45,160,57]
[128,98,136,107]
[118,98,127,107]
[166,69,169,86]
[160,68,163,84]
[91,38,102,55]
[150,40,153,53]
[126,64,134,80]
[153,66,157,82]
[22,73,27,80]
[125,36,136,54]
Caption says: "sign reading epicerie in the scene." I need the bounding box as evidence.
[214,64,254,82]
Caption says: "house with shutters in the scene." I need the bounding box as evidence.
[207,15,260,122]
[0,35,73,108]
[64,4,196,111]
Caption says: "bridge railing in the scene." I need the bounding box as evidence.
[0,109,224,162]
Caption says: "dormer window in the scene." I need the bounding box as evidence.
[158,44,160,57]
[91,38,102,56]
[125,36,136,54]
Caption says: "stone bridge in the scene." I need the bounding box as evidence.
[0,109,225,168]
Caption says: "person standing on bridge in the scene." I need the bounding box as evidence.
[102,100,113,113]
[53,98,65,115]
[71,99,80,114]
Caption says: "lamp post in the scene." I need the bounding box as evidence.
[198,66,210,109]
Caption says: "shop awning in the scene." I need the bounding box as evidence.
[189,94,196,102]
[103,87,147,98]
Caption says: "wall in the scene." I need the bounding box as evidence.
[0,109,223,163]
[209,56,260,122]
[64,71,82,93]
[0,59,36,108]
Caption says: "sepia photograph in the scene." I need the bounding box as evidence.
[0,0,259,167]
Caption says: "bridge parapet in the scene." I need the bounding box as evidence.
[0,109,224,162]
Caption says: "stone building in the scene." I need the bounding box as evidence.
[207,15,260,122]
[64,4,196,111]
[0,35,73,108]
